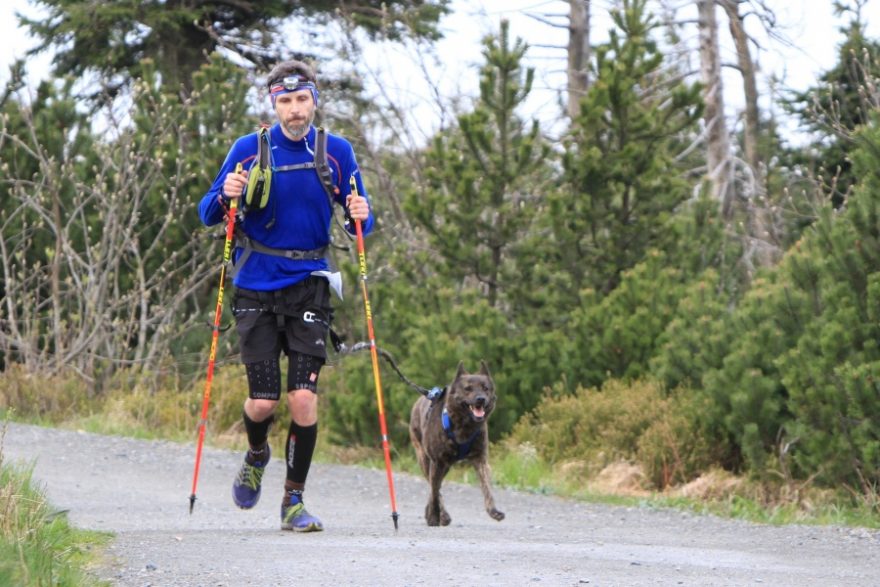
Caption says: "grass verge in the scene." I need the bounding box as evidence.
[0,420,112,586]
[348,439,880,529]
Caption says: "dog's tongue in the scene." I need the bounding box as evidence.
[471,405,486,419]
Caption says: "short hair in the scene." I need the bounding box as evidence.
[265,60,317,89]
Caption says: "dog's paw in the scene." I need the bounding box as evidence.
[426,504,442,527]
[489,508,505,521]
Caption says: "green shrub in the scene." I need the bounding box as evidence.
[506,378,713,489]
[649,268,730,390]
[699,269,809,473]
[567,255,687,387]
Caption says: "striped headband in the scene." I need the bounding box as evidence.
[269,74,319,107]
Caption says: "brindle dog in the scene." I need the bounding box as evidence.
[409,360,505,526]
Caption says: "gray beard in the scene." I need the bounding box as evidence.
[286,123,309,138]
[284,114,314,140]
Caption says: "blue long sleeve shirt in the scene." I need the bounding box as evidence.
[199,124,374,291]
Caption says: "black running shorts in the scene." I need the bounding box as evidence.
[232,276,332,364]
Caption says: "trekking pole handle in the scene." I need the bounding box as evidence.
[230,163,243,212]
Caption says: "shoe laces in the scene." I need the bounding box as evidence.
[237,461,265,491]
[282,501,305,523]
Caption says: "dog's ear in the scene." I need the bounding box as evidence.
[479,360,491,378]
[455,360,467,380]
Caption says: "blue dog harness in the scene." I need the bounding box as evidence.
[442,407,480,461]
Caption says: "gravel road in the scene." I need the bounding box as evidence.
[3,422,878,587]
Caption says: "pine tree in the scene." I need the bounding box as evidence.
[785,4,880,207]
[691,111,880,484]
[403,19,549,309]
[324,21,555,446]
[773,117,880,490]
[552,0,702,298]
[566,192,734,389]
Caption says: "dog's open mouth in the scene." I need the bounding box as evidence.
[468,404,487,421]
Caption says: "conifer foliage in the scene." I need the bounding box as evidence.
[403,19,548,309]
[555,0,702,297]
[20,0,450,98]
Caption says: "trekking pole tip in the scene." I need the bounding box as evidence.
[189,494,196,514]
[392,511,399,531]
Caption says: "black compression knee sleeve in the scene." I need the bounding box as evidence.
[286,421,318,486]
[242,410,275,449]
[287,352,323,392]
[245,358,282,400]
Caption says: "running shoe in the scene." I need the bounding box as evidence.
[280,496,323,532]
[232,446,270,509]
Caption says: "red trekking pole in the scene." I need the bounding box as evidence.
[350,176,399,530]
[189,164,241,513]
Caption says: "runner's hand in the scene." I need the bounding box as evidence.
[346,193,370,221]
[223,167,248,199]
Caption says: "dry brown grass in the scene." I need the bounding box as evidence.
[588,461,651,497]
[0,365,96,423]
[673,468,744,501]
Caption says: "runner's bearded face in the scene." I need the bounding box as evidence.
[274,90,316,140]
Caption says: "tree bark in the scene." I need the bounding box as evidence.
[720,0,780,271]
[697,0,733,216]
[721,0,760,176]
[566,0,591,120]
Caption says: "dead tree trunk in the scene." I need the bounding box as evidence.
[697,0,733,217]
[567,0,591,119]
[721,0,760,175]
[721,0,780,270]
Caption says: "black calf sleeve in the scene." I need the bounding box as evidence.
[242,410,275,449]
[286,421,318,486]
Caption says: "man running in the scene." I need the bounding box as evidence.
[198,59,374,532]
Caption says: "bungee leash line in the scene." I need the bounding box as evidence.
[337,341,443,401]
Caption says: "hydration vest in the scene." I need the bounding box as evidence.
[243,125,339,214]
[231,126,348,298]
